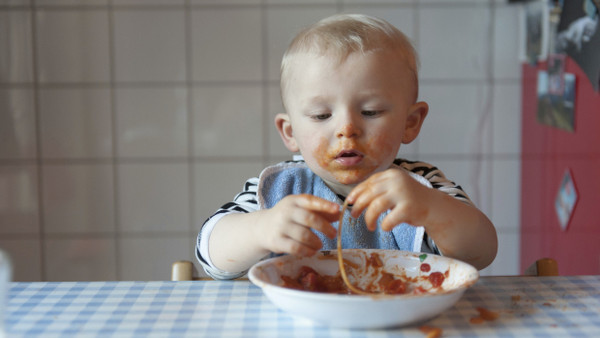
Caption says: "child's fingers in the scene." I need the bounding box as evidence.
[273,236,319,257]
[308,217,337,239]
[381,200,428,231]
[348,185,387,220]
[292,195,339,238]
[295,194,340,217]
[363,197,395,231]
[289,203,337,239]
[346,172,393,217]
[346,171,389,204]
[379,206,406,232]
[284,224,323,251]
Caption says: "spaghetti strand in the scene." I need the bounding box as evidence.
[336,201,377,295]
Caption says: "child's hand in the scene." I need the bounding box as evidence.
[258,194,339,257]
[346,169,431,232]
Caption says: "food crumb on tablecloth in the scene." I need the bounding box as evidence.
[469,307,499,324]
[419,325,442,338]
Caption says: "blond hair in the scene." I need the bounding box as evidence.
[280,14,420,106]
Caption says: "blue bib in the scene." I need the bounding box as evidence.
[256,161,424,252]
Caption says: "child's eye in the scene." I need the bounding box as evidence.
[361,110,382,117]
[311,113,331,121]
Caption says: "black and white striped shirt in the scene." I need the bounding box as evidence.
[196,158,472,280]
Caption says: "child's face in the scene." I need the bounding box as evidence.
[276,50,428,186]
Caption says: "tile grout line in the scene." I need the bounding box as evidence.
[29,0,47,281]
[185,0,196,259]
[261,1,270,168]
[0,153,531,167]
[487,0,497,241]
[414,1,421,156]
[107,0,122,281]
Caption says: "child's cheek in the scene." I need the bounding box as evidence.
[365,132,397,162]
[314,138,335,169]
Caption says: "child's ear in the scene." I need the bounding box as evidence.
[402,101,429,144]
[275,113,300,152]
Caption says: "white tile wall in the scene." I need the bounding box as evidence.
[0,239,41,282]
[119,236,191,281]
[39,88,113,159]
[118,163,190,233]
[491,159,521,232]
[192,0,261,5]
[42,164,115,234]
[113,9,186,82]
[493,5,523,80]
[0,10,33,83]
[0,89,37,159]
[191,8,263,82]
[35,0,107,5]
[342,6,416,41]
[267,84,291,158]
[265,6,338,81]
[419,6,491,81]
[0,1,524,281]
[418,83,493,156]
[492,83,522,155]
[0,165,39,235]
[36,9,110,83]
[115,87,188,158]
[193,85,263,157]
[0,1,31,6]
[44,237,117,281]
[113,0,184,5]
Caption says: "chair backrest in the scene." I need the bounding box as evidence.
[171,260,196,281]
[525,258,559,276]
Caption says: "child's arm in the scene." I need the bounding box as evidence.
[346,168,497,270]
[207,194,340,274]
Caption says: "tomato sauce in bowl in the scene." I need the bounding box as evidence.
[280,252,447,295]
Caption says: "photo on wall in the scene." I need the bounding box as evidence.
[556,0,600,91]
[536,68,576,132]
[522,0,549,64]
[555,169,578,231]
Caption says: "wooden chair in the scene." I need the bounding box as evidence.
[524,258,559,276]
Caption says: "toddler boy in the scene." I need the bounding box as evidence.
[196,14,497,280]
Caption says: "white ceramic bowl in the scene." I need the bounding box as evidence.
[248,249,478,329]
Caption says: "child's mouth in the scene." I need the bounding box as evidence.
[335,150,364,166]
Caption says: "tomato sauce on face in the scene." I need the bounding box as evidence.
[312,133,393,185]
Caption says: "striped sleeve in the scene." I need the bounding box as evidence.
[395,158,473,205]
[196,176,261,280]
[207,177,260,218]
[394,158,475,256]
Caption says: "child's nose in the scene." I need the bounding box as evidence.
[336,114,361,138]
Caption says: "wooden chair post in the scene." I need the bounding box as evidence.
[171,260,194,281]
[535,258,559,276]
[525,258,559,276]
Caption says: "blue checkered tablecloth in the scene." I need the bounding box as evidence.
[5,276,600,337]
